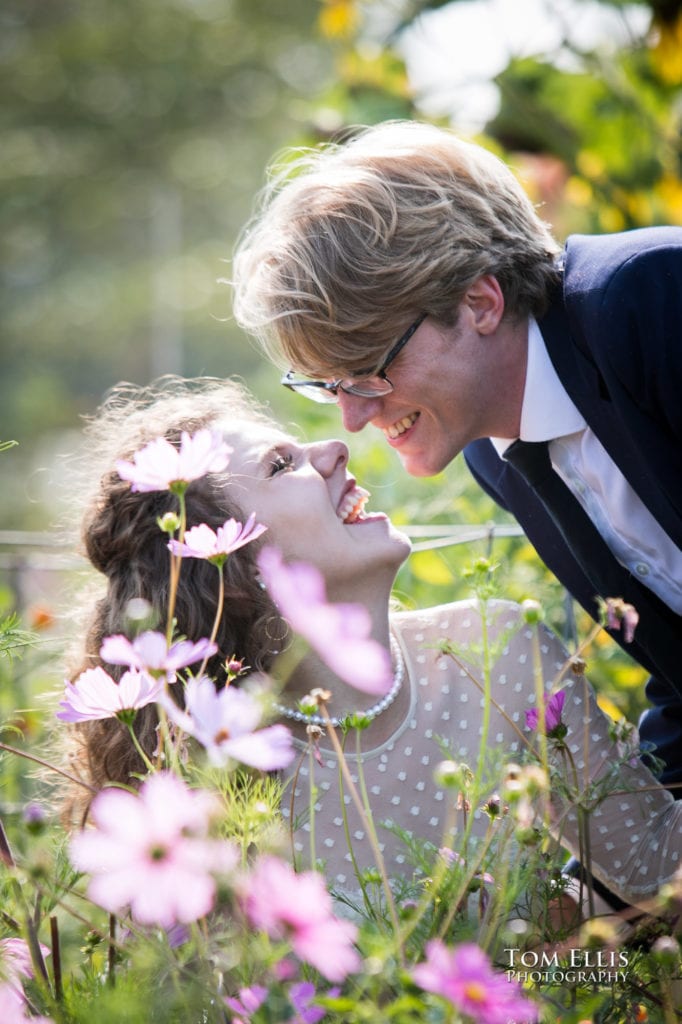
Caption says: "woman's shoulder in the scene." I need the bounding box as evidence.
[391,597,524,638]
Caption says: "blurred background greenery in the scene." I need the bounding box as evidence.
[2,0,682,751]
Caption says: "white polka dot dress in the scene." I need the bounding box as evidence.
[279,599,682,907]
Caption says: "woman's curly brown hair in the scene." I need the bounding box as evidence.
[60,377,287,825]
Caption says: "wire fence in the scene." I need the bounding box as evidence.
[0,520,527,603]
[0,520,579,671]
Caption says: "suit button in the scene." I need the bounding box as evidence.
[635,562,650,577]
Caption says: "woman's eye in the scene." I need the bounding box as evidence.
[268,453,294,476]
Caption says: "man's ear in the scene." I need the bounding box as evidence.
[463,275,505,335]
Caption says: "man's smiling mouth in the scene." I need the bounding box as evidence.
[383,412,419,440]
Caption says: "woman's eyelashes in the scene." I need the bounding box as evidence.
[267,451,295,476]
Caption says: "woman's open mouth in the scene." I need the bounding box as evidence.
[337,485,370,523]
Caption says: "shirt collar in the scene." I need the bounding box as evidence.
[491,317,586,457]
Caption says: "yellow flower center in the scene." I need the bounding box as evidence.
[463,981,487,1003]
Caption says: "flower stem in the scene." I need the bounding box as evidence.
[166,493,186,645]
[108,914,117,987]
[0,741,97,793]
[529,623,551,837]
[126,721,156,774]
[50,915,63,1002]
[336,751,375,920]
[0,816,15,866]
[318,704,403,963]
[308,741,317,870]
[473,597,493,796]
[196,563,225,679]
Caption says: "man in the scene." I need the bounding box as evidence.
[233,119,682,790]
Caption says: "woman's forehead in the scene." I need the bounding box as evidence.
[217,419,295,469]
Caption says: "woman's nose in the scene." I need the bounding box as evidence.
[309,439,349,477]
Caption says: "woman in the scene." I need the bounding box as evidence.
[62,377,682,910]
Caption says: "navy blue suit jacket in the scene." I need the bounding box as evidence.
[464,227,682,785]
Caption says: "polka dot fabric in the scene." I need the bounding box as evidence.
[280,599,682,906]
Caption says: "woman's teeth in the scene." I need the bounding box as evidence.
[338,486,370,524]
[384,412,418,439]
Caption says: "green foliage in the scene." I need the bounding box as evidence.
[0,613,35,663]
[0,0,336,526]
[1,596,680,1023]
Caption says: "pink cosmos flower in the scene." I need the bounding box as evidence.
[168,513,267,564]
[116,429,232,493]
[161,676,294,770]
[0,985,53,1024]
[525,690,566,737]
[56,667,162,723]
[242,855,360,982]
[69,772,237,928]
[257,547,391,696]
[412,941,538,1024]
[100,630,217,682]
[0,938,51,1008]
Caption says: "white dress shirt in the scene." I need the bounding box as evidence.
[492,319,682,615]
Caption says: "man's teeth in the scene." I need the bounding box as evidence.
[384,412,418,439]
[339,486,370,524]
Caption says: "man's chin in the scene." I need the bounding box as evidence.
[398,448,452,478]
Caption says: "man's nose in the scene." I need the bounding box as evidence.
[337,391,382,433]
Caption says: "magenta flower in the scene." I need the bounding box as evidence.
[290,981,339,1024]
[525,690,566,738]
[225,985,268,1024]
[56,667,162,723]
[257,547,391,696]
[116,429,231,494]
[439,847,466,867]
[69,772,237,928]
[100,630,217,682]
[242,855,360,982]
[168,513,267,564]
[161,676,294,770]
[413,941,538,1024]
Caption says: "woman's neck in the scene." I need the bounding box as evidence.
[279,579,394,720]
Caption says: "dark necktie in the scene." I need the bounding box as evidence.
[504,438,681,691]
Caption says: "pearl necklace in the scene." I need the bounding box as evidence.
[274,635,405,728]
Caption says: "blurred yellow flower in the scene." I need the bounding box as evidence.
[318,0,360,40]
[651,14,682,84]
[656,174,682,222]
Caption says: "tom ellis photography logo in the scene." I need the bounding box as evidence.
[504,947,630,985]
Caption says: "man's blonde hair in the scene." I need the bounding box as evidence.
[232,120,561,377]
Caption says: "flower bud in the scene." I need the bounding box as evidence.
[579,916,619,949]
[157,512,181,535]
[482,795,504,819]
[309,687,332,706]
[433,760,473,790]
[652,935,680,970]
[22,801,48,835]
[570,655,587,676]
[521,598,543,624]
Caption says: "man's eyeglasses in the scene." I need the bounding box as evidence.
[281,312,427,404]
